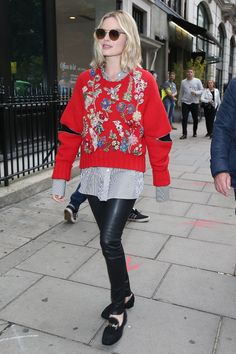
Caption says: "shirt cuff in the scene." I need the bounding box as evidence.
[52,179,66,197]
[156,186,169,202]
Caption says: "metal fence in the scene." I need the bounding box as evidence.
[0,80,70,186]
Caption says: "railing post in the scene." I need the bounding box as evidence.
[0,78,9,186]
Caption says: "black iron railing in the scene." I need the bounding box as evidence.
[0,80,71,186]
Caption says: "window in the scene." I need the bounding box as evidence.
[197,3,209,54]
[216,24,225,92]
[132,5,145,34]
[161,0,181,15]
[9,0,44,87]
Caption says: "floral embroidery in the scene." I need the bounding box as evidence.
[82,68,147,155]
[116,102,126,113]
[104,85,121,100]
[101,98,112,112]
[127,104,135,114]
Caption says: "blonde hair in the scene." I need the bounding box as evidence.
[90,10,142,71]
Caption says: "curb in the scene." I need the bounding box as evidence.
[0,163,79,209]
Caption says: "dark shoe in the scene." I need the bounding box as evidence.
[128,209,150,223]
[101,293,135,320]
[192,133,197,137]
[64,205,77,223]
[102,311,127,346]
[179,135,187,139]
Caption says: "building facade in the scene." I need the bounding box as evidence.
[0,0,235,93]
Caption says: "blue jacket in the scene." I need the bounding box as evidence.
[210,78,236,188]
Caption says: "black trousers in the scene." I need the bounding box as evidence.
[181,103,199,136]
[87,196,136,314]
[204,106,216,135]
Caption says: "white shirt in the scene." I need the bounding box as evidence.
[179,78,203,105]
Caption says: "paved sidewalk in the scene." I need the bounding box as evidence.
[0,120,236,354]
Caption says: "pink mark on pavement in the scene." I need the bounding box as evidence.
[184,219,219,228]
[192,181,212,186]
[192,181,206,186]
[126,256,140,271]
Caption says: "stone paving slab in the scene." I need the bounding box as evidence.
[0,277,107,344]
[189,221,236,246]
[181,173,213,183]
[88,228,169,259]
[170,188,210,204]
[0,269,42,310]
[169,164,198,173]
[216,318,236,354]
[70,251,170,298]
[0,207,61,240]
[155,265,236,318]
[92,296,219,354]
[16,241,96,278]
[157,237,236,274]
[170,178,205,191]
[44,220,99,246]
[186,204,236,225]
[0,324,109,354]
[136,197,191,217]
[207,193,235,208]
[126,213,195,237]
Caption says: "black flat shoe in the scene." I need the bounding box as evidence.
[179,135,187,139]
[192,133,197,137]
[101,293,135,320]
[102,310,127,346]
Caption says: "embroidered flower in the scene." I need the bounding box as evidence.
[132,111,142,122]
[127,104,135,114]
[90,68,96,77]
[84,95,93,109]
[112,140,120,150]
[128,134,138,146]
[95,74,101,82]
[133,144,143,156]
[82,86,88,93]
[113,121,124,137]
[116,102,126,112]
[105,84,121,100]
[101,98,112,111]
[120,138,128,152]
[97,136,106,147]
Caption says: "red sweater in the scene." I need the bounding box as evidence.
[52,67,172,186]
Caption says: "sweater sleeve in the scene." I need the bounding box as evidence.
[143,73,172,186]
[52,73,85,180]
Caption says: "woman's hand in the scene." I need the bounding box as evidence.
[52,195,66,202]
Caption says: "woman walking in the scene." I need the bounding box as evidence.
[201,80,221,138]
[52,10,172,345]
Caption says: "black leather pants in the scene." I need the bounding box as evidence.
[87,196,136,314]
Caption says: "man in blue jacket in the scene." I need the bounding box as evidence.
[210,78,236,203]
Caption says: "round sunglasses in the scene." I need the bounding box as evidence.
[95,28,126,41]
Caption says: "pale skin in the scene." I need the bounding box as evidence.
[214,172,231,196]
[53,16,131,326]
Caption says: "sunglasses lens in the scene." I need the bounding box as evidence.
[95,29,106,39]
[109,30,120,41]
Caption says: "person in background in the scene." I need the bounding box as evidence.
[210,78,236,209]
[161,71,177,130]
[64,183,150,223]
[52,10,172,345]
[201,80,221,138]
[178,68,203,139]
